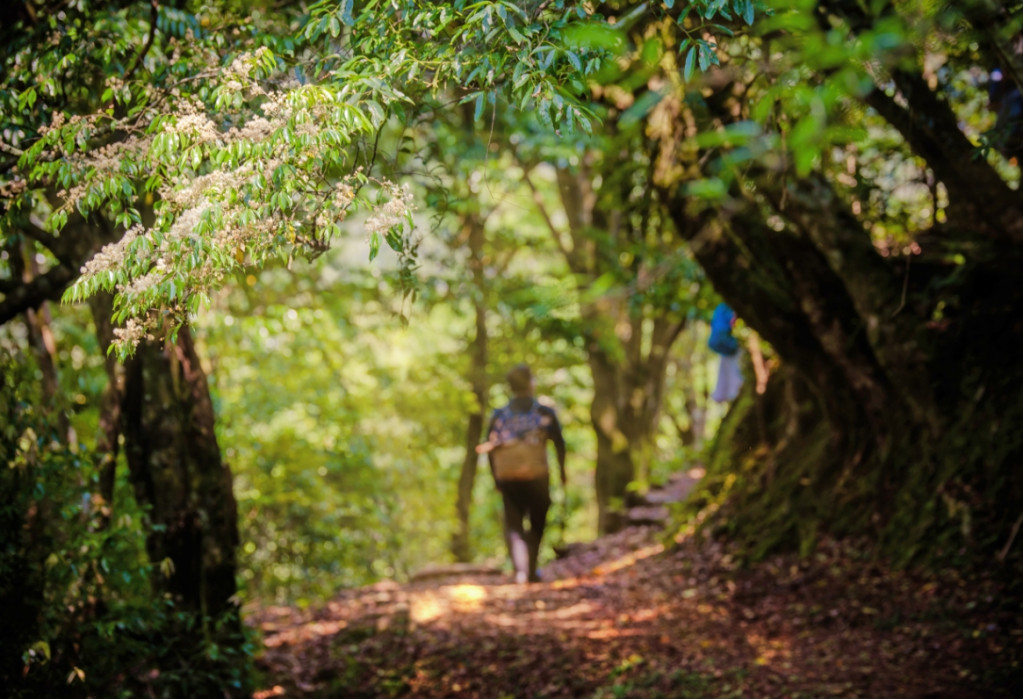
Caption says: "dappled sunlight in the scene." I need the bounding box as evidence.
[251,534,1018,698]
[550,600,598,619]
[411,582,491,625]
[591,542,664,576]
[263,619,348,648]
[586,627,655,639]
[449,582,488,608]
[743,629,794,669]
[410,594,445,625]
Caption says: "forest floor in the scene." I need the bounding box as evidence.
[249,472,1022,698]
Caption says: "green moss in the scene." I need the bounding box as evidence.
[676,356,1023,578]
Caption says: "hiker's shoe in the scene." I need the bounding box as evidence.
[514,571,529,585]
[529,569,543,583]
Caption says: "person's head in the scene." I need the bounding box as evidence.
[506,363,534,397]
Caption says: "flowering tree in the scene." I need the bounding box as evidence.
[1,0,757,691]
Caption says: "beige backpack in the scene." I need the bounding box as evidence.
[483,400,550,480]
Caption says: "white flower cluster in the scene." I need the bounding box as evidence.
[233,115,274,142]
[39,110,66,135]
[0,177,27,199]
[55,120,153,215]
[165,206,207,244]
[59,51,409,354]
[366,184,415,239]
[163,166,252,209]
[220,48,273,96]
[80,224,143,277]
[314,178,357,229]
[111,317,149,351]
[168,99,221,145]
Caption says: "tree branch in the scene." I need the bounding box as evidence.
[862,80,1023,242]
[0,262,78,326]
[20,218,62,257]
[521,165,576,265]
[124,0,159,83]
[958,0,1023,96]
[818,0,1023,242]
[758,171,902,316]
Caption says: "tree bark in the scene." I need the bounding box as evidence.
[543,158,686,534]
[122,325,240,632]
[452,212,489,562]
[88,293,123,524]
[662,1,1023,562]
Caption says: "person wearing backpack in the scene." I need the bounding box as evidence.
[709,302,744,402]
[476,364,567,584]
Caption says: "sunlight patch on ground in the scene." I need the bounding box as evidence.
[591,542,664,576]
[628,605,669,623]
[448,583,487,611]
[586,627,653,639]
[487,613,532,629]
[409,583,491,625]
[549,601,598,619]
[262,619,348,648]
[410,593,445,625]
[744,630,794,668]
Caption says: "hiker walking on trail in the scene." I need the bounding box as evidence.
[477,364,567,584]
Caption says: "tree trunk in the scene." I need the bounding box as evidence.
[121,325,241,633]
[534,159,686,535]
[89,293,123,526]
[0,355,46,691]
[585,303,683,533]
[663,1,1023,563]
[452,212,489,562]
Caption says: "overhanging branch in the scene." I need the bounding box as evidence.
[863,80,1023,242]
[0,262,78,326]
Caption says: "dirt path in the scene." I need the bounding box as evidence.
[250,480,1021,698]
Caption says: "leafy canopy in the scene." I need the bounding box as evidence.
[4,1,760,357]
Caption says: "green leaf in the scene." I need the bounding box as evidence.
[564,50,582,72]
[340,0,355,25]
[683,47,696,82]
[698,43,714,71]
[683,177,728,200]
[741,0,755,25]
[369,231,380,261]
[364,100,385,125]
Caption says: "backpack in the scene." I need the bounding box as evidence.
[708,330,739,356]
[708,303,739,356]
[489,400,550,481]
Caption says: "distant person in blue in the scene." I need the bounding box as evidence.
[709,303,743,402]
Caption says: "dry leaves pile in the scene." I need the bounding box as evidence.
[250,519,1021,698]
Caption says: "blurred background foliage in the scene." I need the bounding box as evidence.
[188,186,728,605]
[10,0,1022,695]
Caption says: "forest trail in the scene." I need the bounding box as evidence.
[250,472,1020,698]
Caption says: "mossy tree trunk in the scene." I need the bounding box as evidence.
[665,1,1023,564]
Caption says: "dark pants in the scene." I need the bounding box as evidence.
[497,476,550,583]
